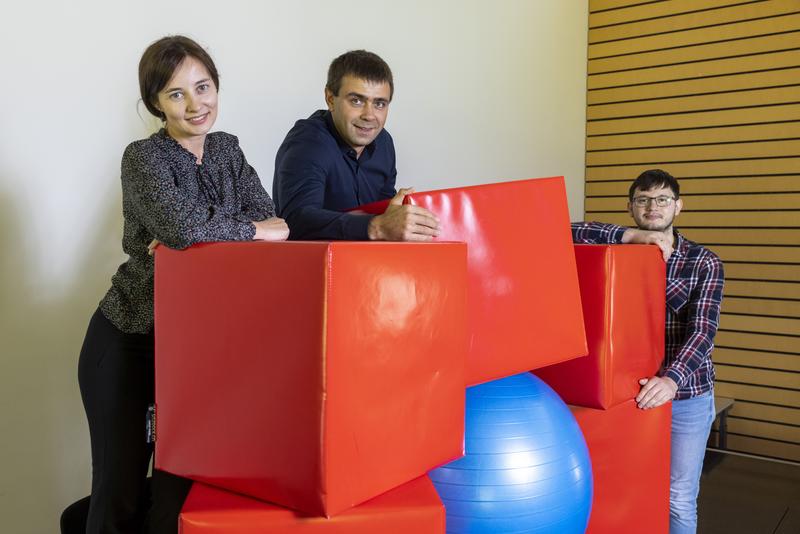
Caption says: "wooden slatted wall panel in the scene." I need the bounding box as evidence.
[587,0,800,463]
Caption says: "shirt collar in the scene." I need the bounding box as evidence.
[672,228,688,257]
[155,128,210,165]
[321,109,378,159]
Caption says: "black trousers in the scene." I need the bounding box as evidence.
[77,308,191,534]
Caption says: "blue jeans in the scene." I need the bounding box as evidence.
[670,391,715,534]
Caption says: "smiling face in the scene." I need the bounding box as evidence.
[628,185,683,232]
[325,75,391,157]
[156,55,218,147]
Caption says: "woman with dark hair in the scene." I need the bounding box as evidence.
[73,35,288,533]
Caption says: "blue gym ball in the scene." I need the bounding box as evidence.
[430,372,593,533]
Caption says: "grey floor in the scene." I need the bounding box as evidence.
[698,452,800,534]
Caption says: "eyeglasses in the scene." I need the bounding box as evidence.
[632,196,675,208]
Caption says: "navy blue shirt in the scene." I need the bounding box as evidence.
[273,109,397,240]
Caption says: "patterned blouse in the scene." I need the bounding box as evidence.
[100,129,276,334]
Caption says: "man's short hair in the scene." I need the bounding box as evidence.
[326,50,394,100]
[628,169,680,200]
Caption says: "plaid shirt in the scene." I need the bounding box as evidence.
[571,222,724,400]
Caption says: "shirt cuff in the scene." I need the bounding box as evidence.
[345,213,374,240]
[662,367,686,389]
[241,221,257,241]
[609,225,628,243]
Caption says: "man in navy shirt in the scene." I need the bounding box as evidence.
[273,50,440,241]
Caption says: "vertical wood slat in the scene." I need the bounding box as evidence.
[584,0,800,463]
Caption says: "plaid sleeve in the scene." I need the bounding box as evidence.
[663,253,725,387]
[571,221,628,244]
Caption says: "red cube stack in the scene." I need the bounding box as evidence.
[154,176,668,532]
[536,244,671,534]
[155,241,468,526]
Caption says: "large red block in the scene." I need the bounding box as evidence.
[154,241,467,517]
[179,476,444,533]
[571,400,671,534]
[536,245,666,409]
[357,177,587,385]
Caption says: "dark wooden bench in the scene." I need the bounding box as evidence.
[703,397,736,473]
[713,396,735,449]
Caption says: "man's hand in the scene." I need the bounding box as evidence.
[622,228,673,261]
[367,188,441,241]
[253,217,290,241]
[636,376,678,410]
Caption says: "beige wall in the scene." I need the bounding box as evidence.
[0,1,588,531]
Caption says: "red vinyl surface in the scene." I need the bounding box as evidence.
[356,177,587,385]
[571,400,671,534]
[179,476,445,533]
[536,245,666,409]
[155,241,467,517]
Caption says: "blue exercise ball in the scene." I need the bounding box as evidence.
[430,372,592,533]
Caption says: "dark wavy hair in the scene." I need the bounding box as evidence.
[629,169,680,200]
[138,35,219,120]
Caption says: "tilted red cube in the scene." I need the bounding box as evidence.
[356,177,587,385]
[536,244,665,409]
[154,241,467,517]
[571,400,671,534]
[179,476,445,533]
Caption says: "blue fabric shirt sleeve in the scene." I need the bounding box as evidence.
[274,137,374,241]
[381,142,398,199]
[571,221,628,244]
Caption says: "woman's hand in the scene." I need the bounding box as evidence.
[253,217,290,241]
[147,239,161,256]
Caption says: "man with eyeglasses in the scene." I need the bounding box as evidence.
[572,169,724,534]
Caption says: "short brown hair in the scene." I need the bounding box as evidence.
[138,35,219,120]
[326,50,394,100]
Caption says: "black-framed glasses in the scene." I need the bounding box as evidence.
[632,196,675,208]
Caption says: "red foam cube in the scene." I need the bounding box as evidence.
[571,400,671,534]
[179,476,444,533]
[154,241,467,517]
[356,177,587,385]
[536,245,666,409]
